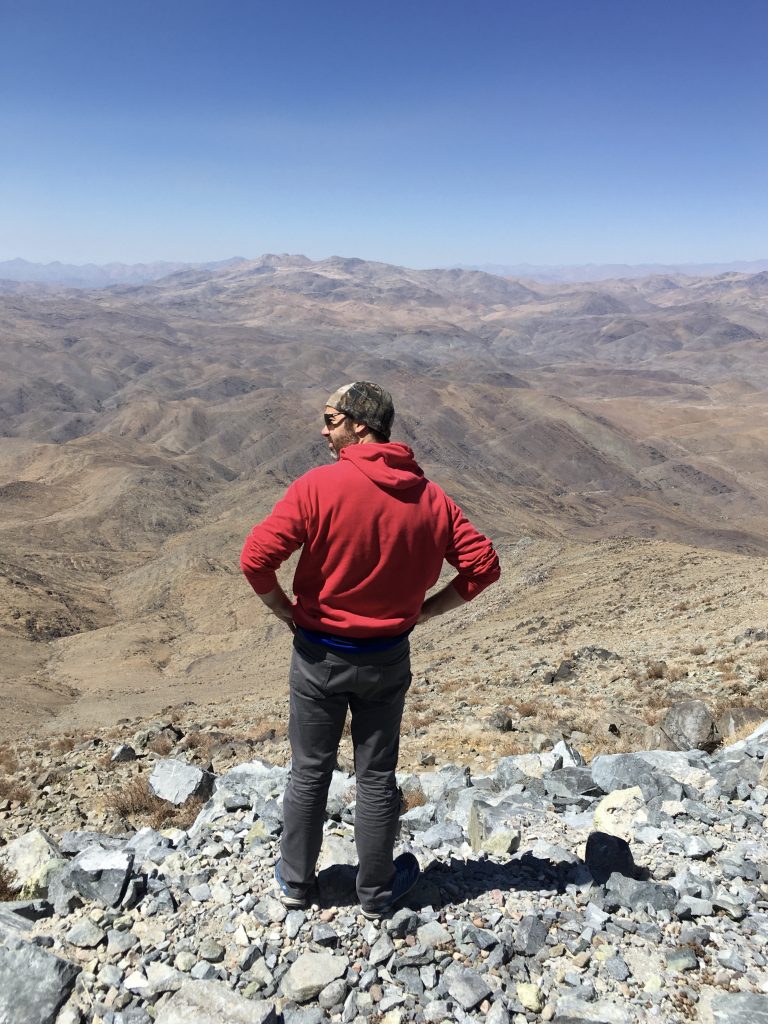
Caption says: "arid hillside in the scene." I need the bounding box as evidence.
[0,255,767,742]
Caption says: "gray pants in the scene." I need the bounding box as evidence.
[279,632,411,907]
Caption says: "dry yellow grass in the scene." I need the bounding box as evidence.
[0,777,31,804]
[0,749,18,774]
[0,863,18,900]
[51,735,77,755]
[107,777,204,830]
[146,735,175,756]
[666,665,688,683]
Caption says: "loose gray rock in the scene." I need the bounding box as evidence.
[66,918,105,949]
[68,847,134,907]
[443,962,492,1010]
[468,800,521,855]
[0,829,63,898]
[711,992,768,1023]
[554,994,631,1022]
[154,979,277,1024]
[149,759,214,805]
[510,914,549,956]
[198,937,225,962]
[280,952,349,1002]
[112,744,137,763]
[0,938,80,1024]
[318,977,348,1009]
[604,873,677,913]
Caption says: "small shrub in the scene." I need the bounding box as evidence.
[0,777,31,804]
[728,719,762,744]
[640,708,663,726]
[400,787,427,812]
[0,862,18,901]
[690,644,706,656]
[494,734,528,756]
[673,601,689,613]
[108,778,204,830]
[110,778,167,820]
[0,749,18,774]
[185,732,214,758]
[515,700,537,718]
[51,735,77,755]
[646,661,666,680]
[150,796,204,831]
[147,736,175,756]
[755,656,768,683]
[666,665,688,683]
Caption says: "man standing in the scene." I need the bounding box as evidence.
[241,382,500,918]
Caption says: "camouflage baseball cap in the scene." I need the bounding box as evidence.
[326,381,395,440]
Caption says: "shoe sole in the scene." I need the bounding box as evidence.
[281,894,309,909]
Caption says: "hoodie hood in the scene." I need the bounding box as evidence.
[340,442,425,492]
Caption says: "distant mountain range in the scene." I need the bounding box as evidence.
[3,255,768,288]
[460,259,768,282]
[0,257,247,288]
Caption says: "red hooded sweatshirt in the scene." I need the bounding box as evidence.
[240,442,500,637]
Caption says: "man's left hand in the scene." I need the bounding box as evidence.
[258,586,296,632]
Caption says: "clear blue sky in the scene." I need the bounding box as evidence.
[1,0,766,267]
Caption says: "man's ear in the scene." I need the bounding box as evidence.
[351,420,370,438]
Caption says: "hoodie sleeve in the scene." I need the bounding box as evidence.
[443,496,501,600]
[240,480,308,594]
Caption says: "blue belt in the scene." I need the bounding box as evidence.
[298,627,412,653]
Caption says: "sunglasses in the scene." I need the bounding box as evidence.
[323,412,348,428]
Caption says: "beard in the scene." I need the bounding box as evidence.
[328,420,359,460]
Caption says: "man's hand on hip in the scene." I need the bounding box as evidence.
[258,586,296,633]
[417,583,468,624]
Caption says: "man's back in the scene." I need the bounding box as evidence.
[241,441,499,637]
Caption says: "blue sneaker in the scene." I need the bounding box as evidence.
[361,852,420,919]
[274,859,314,909]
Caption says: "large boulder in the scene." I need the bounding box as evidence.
[68,847,134,907]
[591,750,714,794]
[149,759,214,806]
[0,829,64,898]
[658,700,720,752]
[593,786,646,842]
[212,760,289,807]
[0,937,80,1024]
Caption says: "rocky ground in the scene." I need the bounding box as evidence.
[1,538,768,1023]
[1,704,768,1024]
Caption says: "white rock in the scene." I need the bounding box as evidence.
[0,829,62,897]
[593,787,646,842]
[149,759,214,806]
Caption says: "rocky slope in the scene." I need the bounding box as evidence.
[1,714,767,1024]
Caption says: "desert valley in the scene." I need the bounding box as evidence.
[1,256,767,1023]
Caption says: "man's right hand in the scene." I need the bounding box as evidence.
[417,583,469,624]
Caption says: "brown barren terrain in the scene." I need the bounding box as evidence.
[0,255,766,778]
